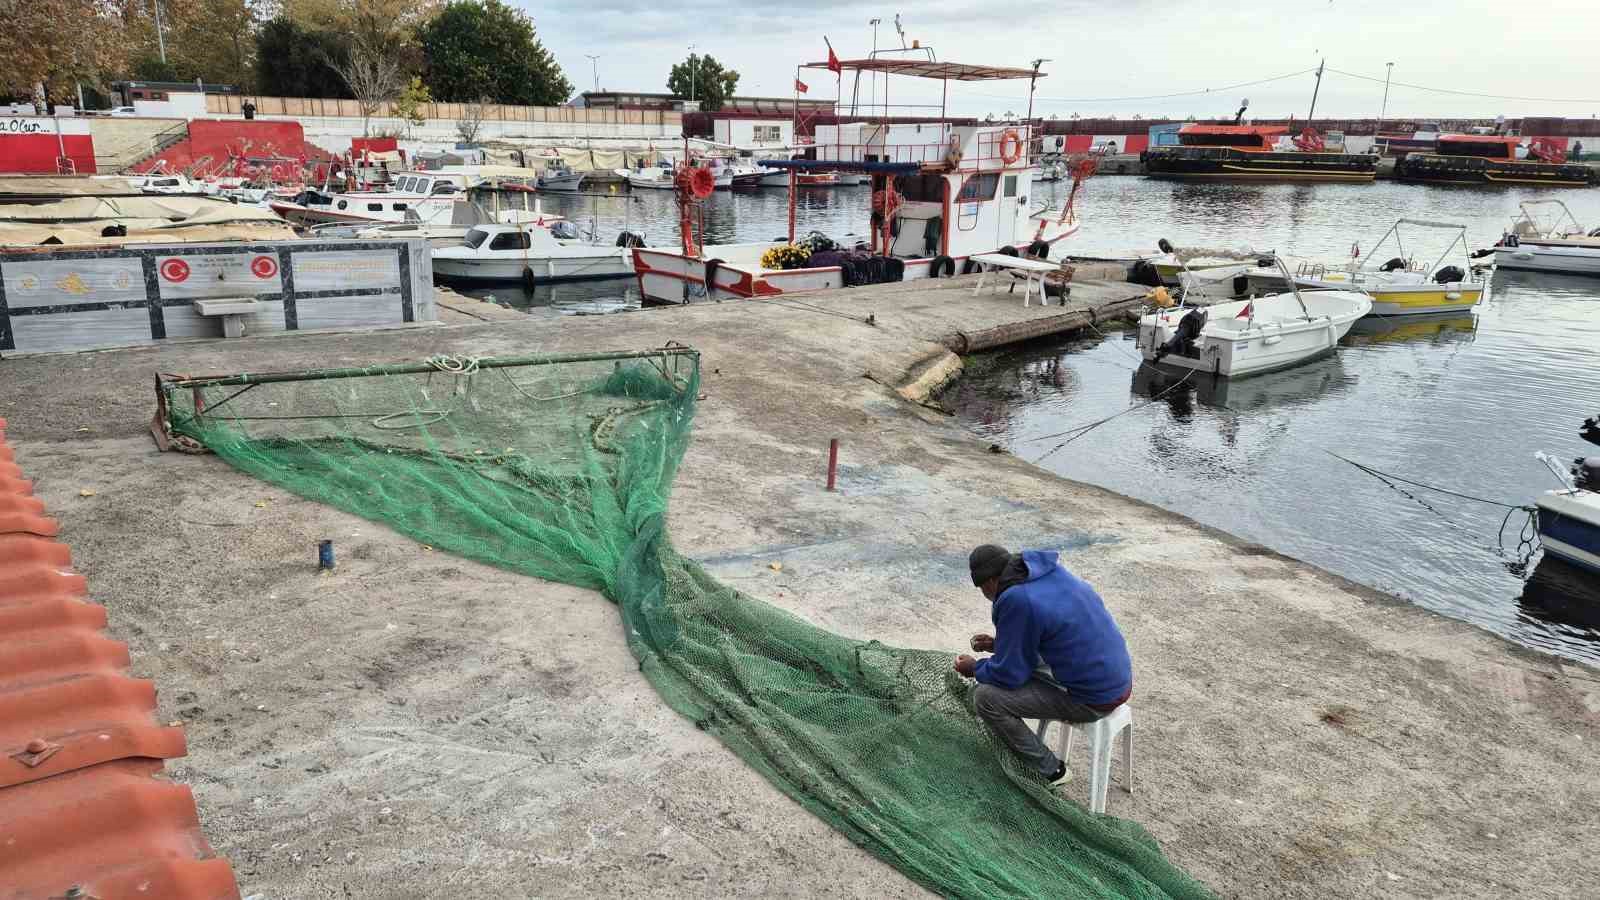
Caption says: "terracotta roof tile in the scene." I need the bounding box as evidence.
[0,419,240,900]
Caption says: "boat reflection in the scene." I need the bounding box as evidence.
[1344,312,1478,346]
[1518,555,1600,637]
[1490,267,1600,301]
[1130,353,1350,413]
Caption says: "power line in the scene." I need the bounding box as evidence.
[1325,67,1600,105]
[972,67,1318,106]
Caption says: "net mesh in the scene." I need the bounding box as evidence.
[161,349,1212,900]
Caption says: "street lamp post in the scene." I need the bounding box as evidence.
[585,54,600,94]
[688,44,696,102]
[1378,62,1395,131]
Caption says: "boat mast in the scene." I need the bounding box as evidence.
[1306,58,1326,123]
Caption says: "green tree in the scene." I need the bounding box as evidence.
[254,17,352,98]
[395,75,431,126]
[667,53,738,111]
[417,0,571,106]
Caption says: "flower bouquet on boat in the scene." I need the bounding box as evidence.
[1136,256,1371,378]
[1241,218,1488,315]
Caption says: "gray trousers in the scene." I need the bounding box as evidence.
[974,675,1106,777]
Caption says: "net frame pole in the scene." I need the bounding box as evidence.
[159,348,701,391]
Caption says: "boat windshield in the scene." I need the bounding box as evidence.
[463,228,490,249]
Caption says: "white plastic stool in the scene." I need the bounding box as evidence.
[1034,704,1133,813]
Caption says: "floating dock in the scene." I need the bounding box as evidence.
[1,275,1594,898]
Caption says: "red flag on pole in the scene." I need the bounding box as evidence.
[795,78,808,94]
[1235,301,1254,319]
[825,37,841,74]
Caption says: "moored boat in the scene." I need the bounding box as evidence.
[432,221,644,284]
[1493,200,1600,276]
[1142,124,1377,183]
[537,163,585,192]
[1535,415,1600,574]
[1135,262,1371,377]
[1244,218,1488,316]
[632,51,1086,304]
[1396,134,1596,187]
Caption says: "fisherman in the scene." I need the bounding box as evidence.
[954,545,1133,785]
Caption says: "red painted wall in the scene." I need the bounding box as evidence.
[133,119,328,180]
[0,134,96,174]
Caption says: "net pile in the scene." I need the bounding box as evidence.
[161,349,1212,900]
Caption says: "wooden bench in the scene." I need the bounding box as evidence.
[192,298,260,339]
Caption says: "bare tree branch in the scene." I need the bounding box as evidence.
[455,95,492,144]
[330,37,403,137]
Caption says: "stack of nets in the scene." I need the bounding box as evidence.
[161,348,1211,900]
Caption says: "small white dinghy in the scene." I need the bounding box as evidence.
[1136,260,1371,378]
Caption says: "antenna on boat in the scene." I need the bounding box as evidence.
[893,13,908,49]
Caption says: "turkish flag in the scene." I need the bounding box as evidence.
[795,78,808,94]
[1236,301,1253,319]
[826,41,841,74]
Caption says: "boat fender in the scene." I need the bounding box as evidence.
[615,230,645,248]
[1027,239,1050,260]
[703,258,725,297]
[930,255,955,277]
[1469,247,1495,259]
[1432,265,1466,284]
[1378,257,1407,273]
[1157,238,1175,254]
[522,267,538,292]
[962,259,980,275]
[1589,228,1600,238]
[998,245,1020,257]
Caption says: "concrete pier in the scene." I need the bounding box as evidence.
[1,275,1594,898]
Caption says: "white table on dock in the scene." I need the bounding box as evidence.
[970,253,1061,307]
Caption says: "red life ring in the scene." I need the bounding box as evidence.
[998,129,1024,165]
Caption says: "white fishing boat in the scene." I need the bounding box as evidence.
[626,161,730,191]
[1534,417,1600,573]
[1136,260,1371,377]
[632,51,1086,303]
[537,163,585,192]
[1244,219,1488,315]
[432,221,644,284]
[1493,200,1600,277]
[268,170,467,228]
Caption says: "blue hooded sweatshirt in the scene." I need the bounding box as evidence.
[973,550,1132,705]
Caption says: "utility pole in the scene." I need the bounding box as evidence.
[585,55,600,94]
[687,44,696,102]
[869,17,880,52]
[1306,58,1325,122]
[1378,62,1394,131]
[152,0,167,63]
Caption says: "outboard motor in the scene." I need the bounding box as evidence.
[1129,259,1163,287]
[1379,257,1408,273]
[1155,308,1208,362]
[1573,457,1600,492]
[1433,265,1466,284]
[1581,414,1600,448]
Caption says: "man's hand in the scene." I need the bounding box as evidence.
[954,654,978,678]
[970,633,995,653]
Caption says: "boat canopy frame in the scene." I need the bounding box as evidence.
[1356,217,1471,276]
[1514,199,1585,239]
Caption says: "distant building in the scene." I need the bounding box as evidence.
[579,91,829,116]
[111,81,239,118]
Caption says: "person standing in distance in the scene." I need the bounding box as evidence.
[954,544,1133,785]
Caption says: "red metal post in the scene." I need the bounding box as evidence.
[826,438,839,491]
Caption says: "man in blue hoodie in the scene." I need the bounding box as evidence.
[954,544,1133,785]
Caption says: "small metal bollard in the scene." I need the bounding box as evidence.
[317,539,335,570]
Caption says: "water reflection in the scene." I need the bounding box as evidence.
[1518,556,1600,639]
[1345,313,1479,346]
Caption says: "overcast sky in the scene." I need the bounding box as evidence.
[528,0,1600,122]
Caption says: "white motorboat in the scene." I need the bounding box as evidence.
[538,163,585,192]
[1534,417,1600,573]
[432,222,642,284]
[268,170,467,228]
[1244,219,1488,315]
[1136,262,1371,377]
[1493,200,1600,277]
[626,164,679,190]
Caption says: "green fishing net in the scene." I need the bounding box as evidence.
[160,348,1211,900]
